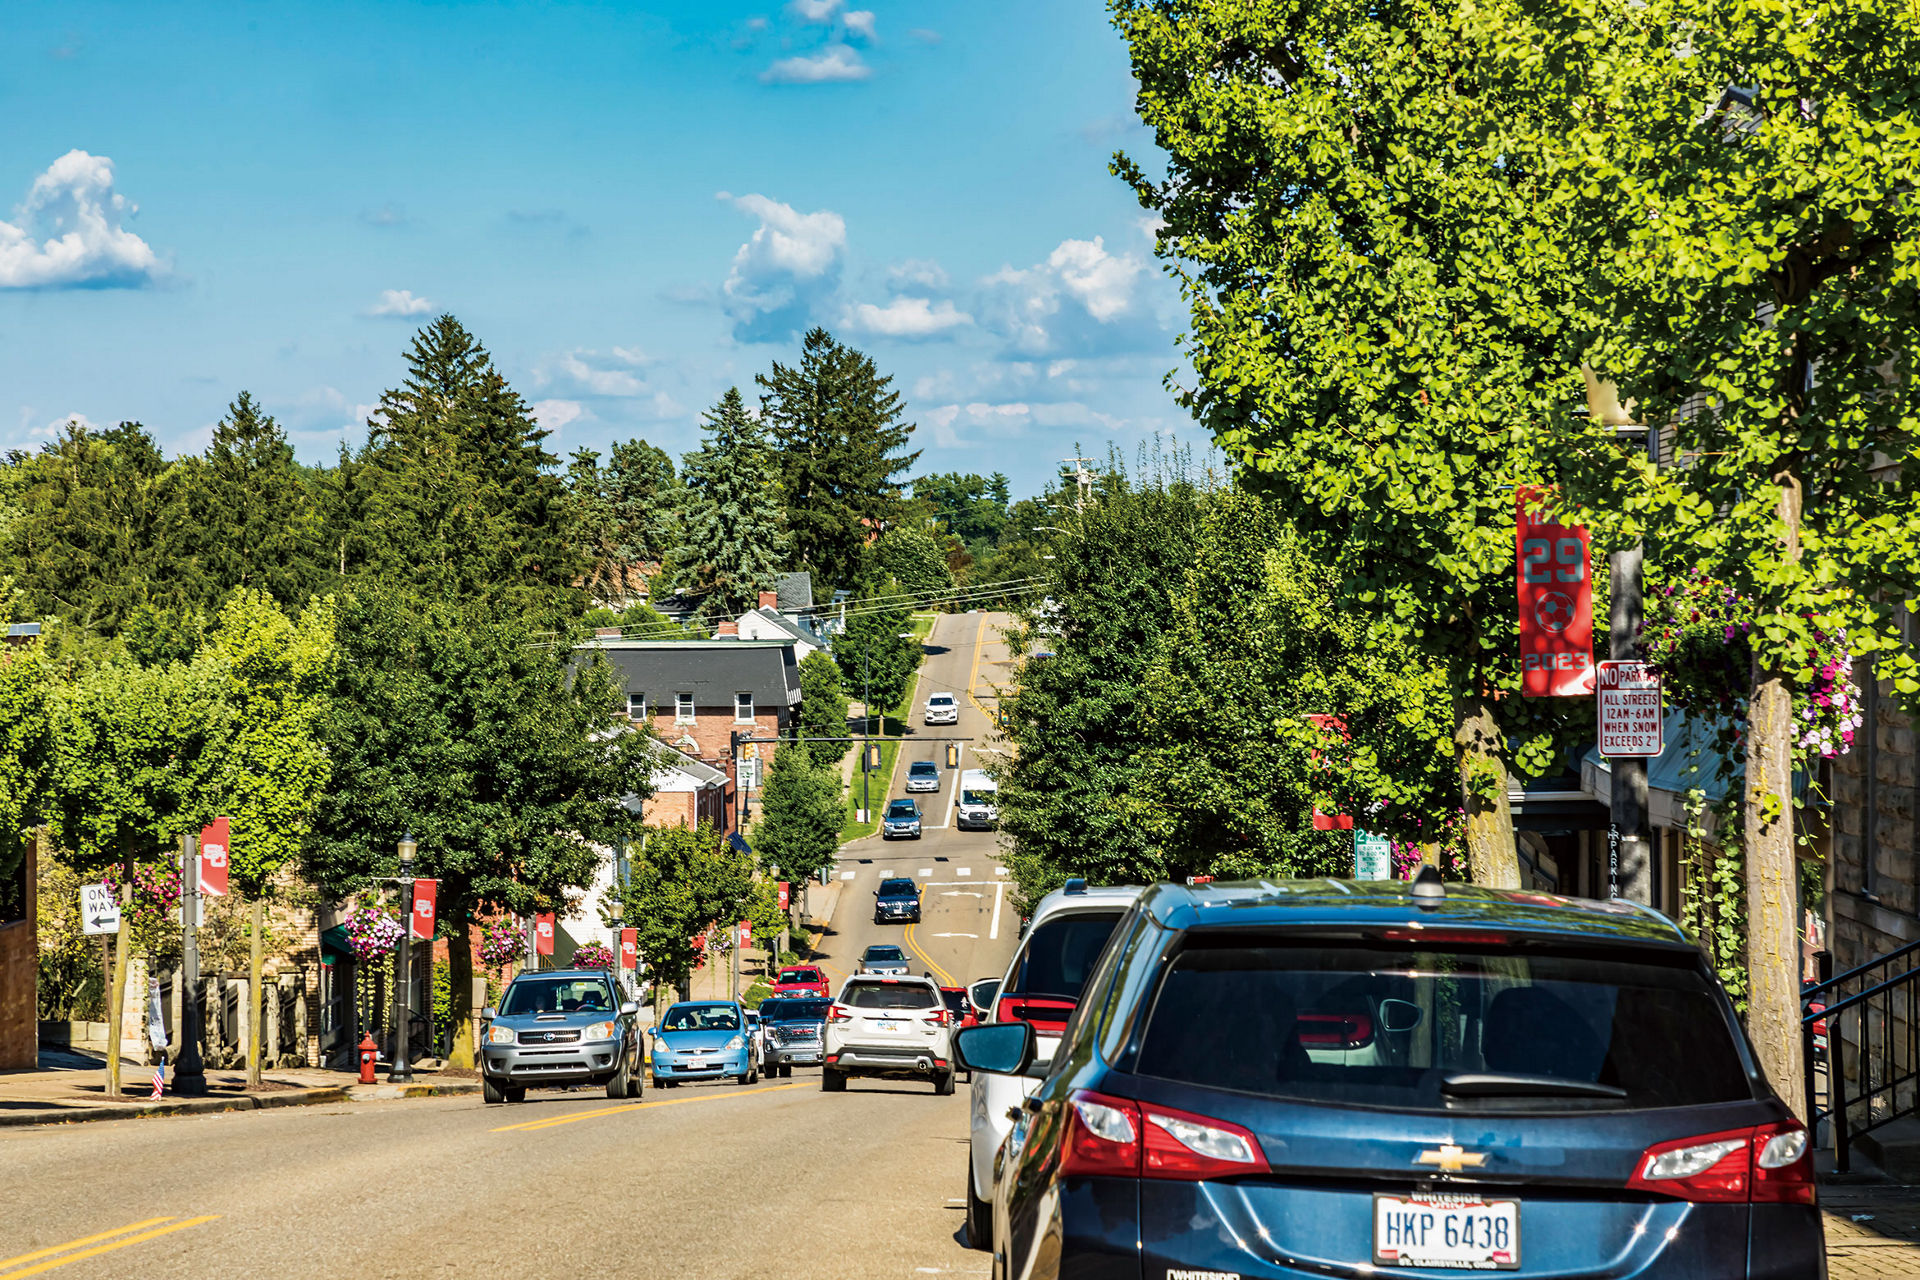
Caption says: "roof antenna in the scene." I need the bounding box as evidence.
[1411,865,1446,906]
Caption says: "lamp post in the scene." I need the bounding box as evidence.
[389,833,418,1084]
[609,913,624,999]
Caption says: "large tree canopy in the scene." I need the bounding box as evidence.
[678,388,790,617]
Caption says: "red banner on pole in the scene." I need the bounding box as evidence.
[777,881,790,911]
[534,912,555,956]
[692,933,706,953]
[1516,487,1596,697]
[737,919,752,948]
[198,817,230,897]
[410,879,438,940]
[1303,715,1354,830]
[620,928,637,969]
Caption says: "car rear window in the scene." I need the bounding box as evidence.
[1134,936,1753,1112]
[846,983,938,1010]
[1003,910,1124,1002]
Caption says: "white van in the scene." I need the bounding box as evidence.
[955,769,998,830]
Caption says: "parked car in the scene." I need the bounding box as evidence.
[956,871,1821,1279]
[924,692,959,725]
[481,969,644,1104]
[772,964,830,998]
[955,768,998,831]
[822,973,955,1095]
[858,943,912,976]
[875,876,923,924]
[649,1000,758,1087]
[905,760,941,794]
[882,797,923,839]
[757,996,831,1076]
[963,878,1140,1250]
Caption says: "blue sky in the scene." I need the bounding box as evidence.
[0,1,1203,498]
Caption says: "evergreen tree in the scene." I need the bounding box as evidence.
[913,471,1012,552]
[797,649,850,769]
[750,745,843,888]
[679,388,789,618]
[564,438,679,606]
[353,316,581,611]
[758,328,920,594]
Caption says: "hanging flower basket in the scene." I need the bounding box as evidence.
[479,917,526,970]
[571,941,616,971]
[344,905,405,961]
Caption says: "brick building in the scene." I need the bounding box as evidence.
[0,830,38,1070]
[1830,660,1919,971]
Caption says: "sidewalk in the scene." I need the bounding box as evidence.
[1823,1167,1920,1279]
[0,1048,478,1128]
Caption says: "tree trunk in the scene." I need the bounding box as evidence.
[1744,472,1806,1120]
[1454,693,1521,888]
[446,910,477,1070]
[246,897,264,1088]
[105,860,133,1099]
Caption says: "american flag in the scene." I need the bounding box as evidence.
[150,1061,164,1098]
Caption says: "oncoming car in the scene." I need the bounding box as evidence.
[905,760,942,794]
[924,692,959,725]
[882,798,923,840]
[858,944,912,976]
[481,970,644,1104]
[649,1000,758,1087]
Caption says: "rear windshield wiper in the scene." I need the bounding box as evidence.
[1441,1072,1628,1100]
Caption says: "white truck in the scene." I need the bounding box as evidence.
[955,769,998,830]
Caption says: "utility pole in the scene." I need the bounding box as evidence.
[103,849,133,1100]
[388,834,417,1084]
[174,832,207,1096]
[1061,457,1096,515]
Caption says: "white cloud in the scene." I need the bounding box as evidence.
[720,192,846,341]
[541,351,645,397]
[367,288,432,317]
[1046,237,1142,321]
[531,399,584,431]
[762,44,870,83]
[889,258,948,290]
[981,235,1155,355]
[844,10,876,38]
[848,296,972,339]
[0,151,161,290]
[30,411,98,440]
[790,0,841,20]
[532,348,682,420]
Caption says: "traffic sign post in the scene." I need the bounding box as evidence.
[1353,831,1392,881]
[1597,661,1664,758]
[79,884,121,935]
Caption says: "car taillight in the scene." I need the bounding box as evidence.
[1058,1091,1270,1182]
[1627,1120,1814,1205]
[921,1008,947,1025]
[999,996,1075,1034]
[827,1004,851,1022]
[1060,1091,1141,1177]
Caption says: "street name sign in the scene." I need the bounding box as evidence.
[1597,660,1664,757]
[1354,830,1392,881]
[80,884,120,935]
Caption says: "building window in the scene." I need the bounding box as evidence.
[735,692,755,723]
[675,693,695,724]
[627,694,646,721]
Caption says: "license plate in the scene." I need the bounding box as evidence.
[876,1020,900,1031]
[1373,1193,1519,1270]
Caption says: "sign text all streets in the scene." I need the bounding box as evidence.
[1597,661,1664,758]
[80,884,121,935]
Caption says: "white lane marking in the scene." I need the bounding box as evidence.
[941,891,983,898]
[990,879,1004,940]
[995,867,1008,876]
[934,932,978,938]
[841,871,856,881]
[957,867,972,877]
[919,868,933,877]
[881,870,894,878]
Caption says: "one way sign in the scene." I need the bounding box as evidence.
[80,884,121,936]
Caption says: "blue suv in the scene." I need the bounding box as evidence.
[954,871,1822,1279]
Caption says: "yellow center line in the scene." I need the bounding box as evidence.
[491,1081,807,1133]
[904,923,957,988]
[0,1217,218,1279]
[0,1220,179,1273]
[966,613,993,719]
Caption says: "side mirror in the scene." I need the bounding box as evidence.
[481,1007,498,1021]
[620,1002,640,1016]
[953,1021,1035,1075]
[968,978,1000,1018]
[1379,999,1424,1034]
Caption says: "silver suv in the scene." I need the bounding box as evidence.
[481,969,644,1104]
[822,973,955,1095]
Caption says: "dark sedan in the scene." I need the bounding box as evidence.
[956,871,1821,1279]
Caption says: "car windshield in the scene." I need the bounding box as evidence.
[909,762,938,775]
[1004,910,1124,1002]
[1134,934,1755,1112]
[864,945,907,962]
[760,999,832,1022]
[878,878,918,896]
[500,978,614,1016]
[846,983,937,1010]
[962,789,994,805]
[886,801,917,817]
[930,696,953,706]
[660,1005,740,1032]
[777,968,821,983]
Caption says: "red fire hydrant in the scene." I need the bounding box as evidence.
[358,1033,378,1084]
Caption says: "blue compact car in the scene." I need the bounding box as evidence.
[955,870,1822,1279]
[650,1000,758,1087]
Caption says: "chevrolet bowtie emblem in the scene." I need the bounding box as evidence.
[1415,1145,1488,1174]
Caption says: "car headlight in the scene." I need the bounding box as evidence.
[583,1020,616,1041]
[651,1039,673,1058]
[486,1025,515,1046]
[725,1035,744,1051]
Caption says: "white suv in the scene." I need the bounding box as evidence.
[822,974,956,1095]
[963,879,1140,1252]
[924,692,959,725]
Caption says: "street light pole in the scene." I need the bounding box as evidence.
[173,832,208,1096]
[862,648,872,824]
[389,833,417,1084]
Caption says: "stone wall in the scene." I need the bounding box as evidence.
[0,832,38,1069]
[1830,661,1920,972]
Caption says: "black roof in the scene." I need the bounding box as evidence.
[775,572,814,613]
[578,638,801,709]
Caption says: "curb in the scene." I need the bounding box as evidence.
[0,1079,481,1129]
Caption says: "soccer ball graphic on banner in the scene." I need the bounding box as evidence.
[1534,591,1577,634]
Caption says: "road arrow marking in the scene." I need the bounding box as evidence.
[933,932,978,939]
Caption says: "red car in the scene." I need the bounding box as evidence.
[939,985,975,1029]
[772,965,829,998]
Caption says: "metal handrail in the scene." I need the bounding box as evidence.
[1804,943,1920,1173]
[1804,936,1920,1003]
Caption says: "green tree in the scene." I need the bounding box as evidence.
[304,590,654,1068]
[797,650,850,769]
[352,316,581,612]
[873,525,954,605]
[1111,0,1590,887]
[750,745,843,888]
[679,388,789,617]
[759,328,920,593]
[0,647,54,905]
[1492,0,1920,1112]
[913,472,1012,552]
[833,597,919,726]
[611,822,752,1001]
[565,439,680,606]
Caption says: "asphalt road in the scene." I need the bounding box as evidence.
[0,612,1020,1280]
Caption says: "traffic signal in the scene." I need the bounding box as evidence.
[866,744,882,769]
[946,743,960,768]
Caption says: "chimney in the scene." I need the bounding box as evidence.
[715,619,739,637]
[758,590,778,611]
[594,627,622,639]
